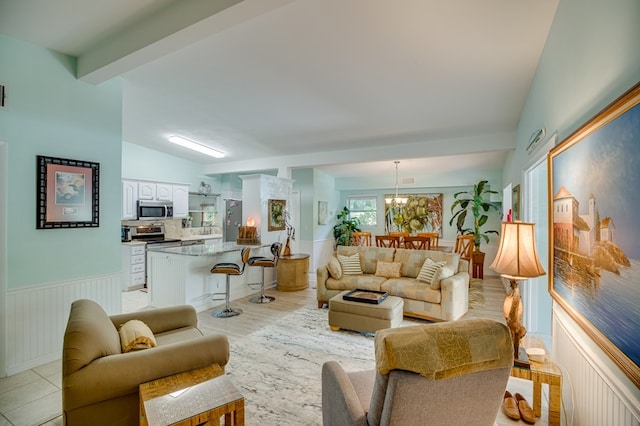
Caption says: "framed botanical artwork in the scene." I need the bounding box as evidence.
[36,155,99,229]
[548,81,640,387]
[268,199,286,231]
[318,201,328,225]
[384,193,443,235]
[512,184,520,220]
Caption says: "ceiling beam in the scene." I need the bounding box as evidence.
[77,0,294,84]
[202,130,515,176]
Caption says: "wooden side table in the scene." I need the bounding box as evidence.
[140,364,244,425]
[276,253,310,291]
[510,356,562,426]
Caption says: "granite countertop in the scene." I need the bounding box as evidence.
[179,234,223,241]
[146,241,269,256]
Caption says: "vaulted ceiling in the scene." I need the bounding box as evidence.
[0,0,559,180]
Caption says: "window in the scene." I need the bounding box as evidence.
[347,196,377,226]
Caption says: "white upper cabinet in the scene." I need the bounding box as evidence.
[122,180,138,220]
[156,183,173,201]
[123,179,190,219]
[172,185,189,218]
[138,182,156,200]
[138,182,173,201]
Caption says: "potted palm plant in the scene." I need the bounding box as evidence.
[449,180,501,260]
[333,207,361,247]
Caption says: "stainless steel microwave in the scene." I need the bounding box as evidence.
[137,200,173,220]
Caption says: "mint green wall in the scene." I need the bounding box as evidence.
[122,141,218,191]
[507,0,640,398]
[508,0,640,184]
[313,169,337,240]
[292,168,314,241]
[0,36,123,289]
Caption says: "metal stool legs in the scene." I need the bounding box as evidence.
[249,266,275,304]
[212,274,243,318]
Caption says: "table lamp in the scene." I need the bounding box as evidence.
[490,221,546,367]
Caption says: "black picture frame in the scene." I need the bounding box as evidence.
[36,155,100,229]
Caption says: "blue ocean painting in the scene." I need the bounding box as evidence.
[552,102,640,368]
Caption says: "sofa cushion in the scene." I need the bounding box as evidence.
[375,261,402,278]
[336,246,395,274]
[326,275,387,292]
[381,278,442,304]
[338,253,363,275]
[327,257,343,279]
[118,320,157,352]
[393,249,430,278]
[432,264,456,290]
[417,259,446,286]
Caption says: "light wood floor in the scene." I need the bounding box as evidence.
[195,275,507,343]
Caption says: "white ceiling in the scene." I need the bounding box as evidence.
[0,0,559,180]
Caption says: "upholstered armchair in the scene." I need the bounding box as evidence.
[62,299,230,426]
[322,318,513,426]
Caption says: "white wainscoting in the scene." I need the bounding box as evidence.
[5,273,122,375]
[552,305,640,425]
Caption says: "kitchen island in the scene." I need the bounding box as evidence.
[147,242,270,312]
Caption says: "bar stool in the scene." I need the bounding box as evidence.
[247,242,282,304]
[210,247,251,318]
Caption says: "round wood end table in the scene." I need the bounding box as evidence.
[276,253,310,291]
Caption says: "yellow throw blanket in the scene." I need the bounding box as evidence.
[375,318,513,380]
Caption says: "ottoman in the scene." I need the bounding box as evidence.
[328,291,404,334]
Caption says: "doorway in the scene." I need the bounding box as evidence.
[522,135,557,344]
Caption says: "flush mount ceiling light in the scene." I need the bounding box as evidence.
[168,135,226,158]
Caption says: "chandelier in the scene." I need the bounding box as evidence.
[384,161,408,207]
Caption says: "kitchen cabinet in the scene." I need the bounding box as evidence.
[122,180,138,220]
[138,182,172,201]
[122,243,146,291]
[172,185,189,218]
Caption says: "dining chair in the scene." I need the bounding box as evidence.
[403,235,430,250]
[388,232,409,245]
[375,235,400,248]
[417,232,440,248]
[455,235,475,272]
[352,231,372,246]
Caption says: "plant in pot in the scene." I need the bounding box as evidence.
[333,207,361,247]
[449,180,501,272]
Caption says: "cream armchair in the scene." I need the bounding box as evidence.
[321,318,513,426]
[62,299,230,426]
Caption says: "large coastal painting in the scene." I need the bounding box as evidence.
[549,82,640,387]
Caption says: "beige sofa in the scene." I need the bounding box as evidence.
[62,299,230,426]
[317,246,470,321]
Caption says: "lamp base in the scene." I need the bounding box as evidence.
[514,346,531,369]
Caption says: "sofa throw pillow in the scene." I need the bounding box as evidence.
[417,258,446,288]
[374,261,402,278]
[433,265,456,290]
[118,319,157,353]
[338,253,363,275]
[327,256,343,279]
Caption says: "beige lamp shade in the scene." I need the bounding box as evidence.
[490,221,545,280]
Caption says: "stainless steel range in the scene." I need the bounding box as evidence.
[130,224,182,248]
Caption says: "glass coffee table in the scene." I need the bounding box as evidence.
[139,364,244,425]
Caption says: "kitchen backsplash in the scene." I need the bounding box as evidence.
[121,219,222,239]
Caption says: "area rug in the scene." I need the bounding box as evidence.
[226,306,375,425]
[468,279,485,310]
[225,280,487,425]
